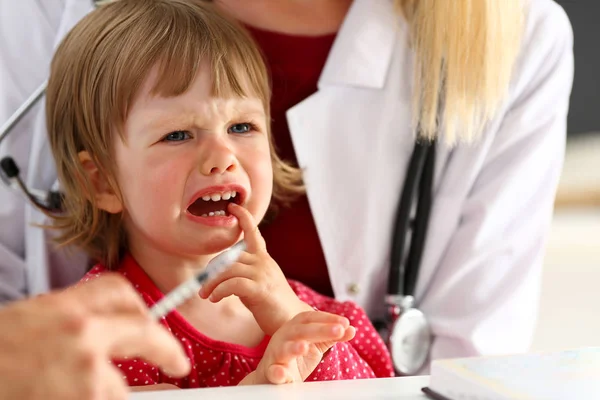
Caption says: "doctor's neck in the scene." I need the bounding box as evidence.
[212,0,352,36]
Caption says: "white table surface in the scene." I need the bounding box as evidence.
[130,376,431,400]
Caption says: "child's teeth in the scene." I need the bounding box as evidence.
[222,192,231,200]
[208,212,215,217]
[201,213,207,217]
[231,191,237,198]
[202,195,211,201]
[210,193,221,201]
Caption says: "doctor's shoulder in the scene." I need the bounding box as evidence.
[507,0,573,108]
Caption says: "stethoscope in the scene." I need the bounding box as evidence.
[0,80,63,213]
[378,138,436,375]
[0,0,105,212]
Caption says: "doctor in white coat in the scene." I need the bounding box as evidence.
[0,0,573,368]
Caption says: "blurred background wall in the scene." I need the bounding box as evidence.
[531,0,600,352]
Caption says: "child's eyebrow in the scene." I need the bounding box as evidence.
[138,114,195,132]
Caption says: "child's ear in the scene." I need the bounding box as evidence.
[78,151,123,214]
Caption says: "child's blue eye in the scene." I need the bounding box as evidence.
[228,123,252,134]
[164,131,190,141]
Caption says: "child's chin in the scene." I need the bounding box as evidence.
[198,234,242,255]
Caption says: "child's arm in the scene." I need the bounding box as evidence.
[201,203,394,381]
[199,203,317,336]
[238,310,355,385]
[291,281,396,379]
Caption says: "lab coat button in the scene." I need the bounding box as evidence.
[347,283,360,295]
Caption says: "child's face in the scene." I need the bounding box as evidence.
[108,65,273,259]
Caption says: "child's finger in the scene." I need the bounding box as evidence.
[228,203,267,253]
[317,327,357,352]
[281,322,347,343]
[206,277,258,303]
[198,262,257,298]
[265,364,292,385]
[292,310,350,328]
[271,340,309,365]
[341,326,357,342]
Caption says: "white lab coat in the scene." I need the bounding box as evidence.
[0,0,573,363]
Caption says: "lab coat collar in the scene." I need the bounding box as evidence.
[319,0,400,90]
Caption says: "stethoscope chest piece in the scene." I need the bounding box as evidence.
[385,295,431,375]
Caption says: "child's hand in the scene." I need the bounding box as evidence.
[240,311,356,385]
[199,203,312,336]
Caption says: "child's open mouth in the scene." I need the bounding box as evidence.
[187,190,242,217]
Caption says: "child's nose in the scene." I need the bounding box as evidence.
[199,138,237,175]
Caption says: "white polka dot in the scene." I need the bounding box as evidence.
[129,367,133,370]
[117,364,122,367]
[134,378,138,382]
[145,381,148,384]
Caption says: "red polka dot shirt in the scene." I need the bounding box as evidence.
[81,255,394,388]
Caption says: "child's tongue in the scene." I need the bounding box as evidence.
[188,199,230,216]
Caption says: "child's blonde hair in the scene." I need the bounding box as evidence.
[397,0,524,144]
[46,0,302,268]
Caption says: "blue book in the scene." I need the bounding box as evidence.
[422,347,600,400]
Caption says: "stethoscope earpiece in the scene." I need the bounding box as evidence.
[0,156,19,179]
[0,156,63,213]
